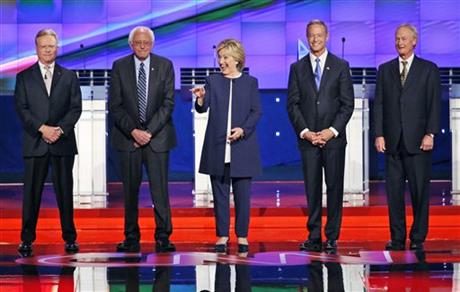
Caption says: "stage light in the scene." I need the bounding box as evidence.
[275,131,280,136]
[275,97,280,102]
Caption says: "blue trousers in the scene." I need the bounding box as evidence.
[210,164,252,238]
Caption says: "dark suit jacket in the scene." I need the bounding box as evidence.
[14,62,82,157]
[287,53,354,150]
[195,73,262,177]
[373,56,441,154]
[109,53,177,152]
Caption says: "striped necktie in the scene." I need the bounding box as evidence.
[138,62,147,123]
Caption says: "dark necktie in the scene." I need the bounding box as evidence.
[314,58,321,90]
[401,60,408,86]
[138,62,147,123]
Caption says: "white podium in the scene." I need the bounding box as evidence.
[322,84,371,206]
[73,85,108,207]
[193,106,213,206]
[450,84,460,200]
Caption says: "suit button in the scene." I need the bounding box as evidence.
[316,101,320,105]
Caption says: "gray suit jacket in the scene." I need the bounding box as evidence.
[109,53,177,152]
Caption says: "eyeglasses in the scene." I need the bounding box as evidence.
[132,40,152,47]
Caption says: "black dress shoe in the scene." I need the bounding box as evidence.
[300,239,321,252]
[156,240,176,253]
[385,241,405,251]
[324,240,337,251]
[18,242,33,257]
[238,244,249,253]
[410,241,424,250]
[116,241,140,252]
[214,243,227,253]
[65,242,80,253]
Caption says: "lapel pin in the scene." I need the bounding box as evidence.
[326,67,330,70]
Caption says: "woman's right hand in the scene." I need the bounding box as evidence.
[190,86,205,99]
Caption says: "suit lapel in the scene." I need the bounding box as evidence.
[402,56,419,91]
[126,55,140,118]
[146,54,157,116]
[32,63,49,96]
[390,58,403,91]
[303,55,318,94]
[50,64,63,97]
[318,54,332,92]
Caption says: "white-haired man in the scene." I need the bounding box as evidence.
[109,26,177,253]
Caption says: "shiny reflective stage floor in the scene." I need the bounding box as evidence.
[1,181,459,291]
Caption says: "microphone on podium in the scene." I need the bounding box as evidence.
[341,37,346,59]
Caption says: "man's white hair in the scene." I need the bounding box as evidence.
[128,26,155,44]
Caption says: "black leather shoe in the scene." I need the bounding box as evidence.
[65,242,79,253]
[300,239,321,252]
[116,241,140,252]
[156,240,176,253]
[385,241,405,251]
[238,244,249,253]
[324,240,337,251]
[18,242,33,257]
[410,241,424,250]
[214,243,227,253]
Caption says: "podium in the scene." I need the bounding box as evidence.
[450,84,460,200]
[321,84,371,206]
[73,70,109,207]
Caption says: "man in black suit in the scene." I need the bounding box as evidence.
[373,24,441,251]
[109,26,177,253]
[287,20,354,252]
[14,29,82,256]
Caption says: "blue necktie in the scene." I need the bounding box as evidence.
[314,58,321,90]
[138,62,147,123]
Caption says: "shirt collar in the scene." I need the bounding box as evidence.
[398,53,414,67]
[38,60,55,70]
[310,49,328,64]
[134,55,150,69]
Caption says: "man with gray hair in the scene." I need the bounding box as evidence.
[373,23,441,251]
[14,28,82,256]
[109,26,177,253]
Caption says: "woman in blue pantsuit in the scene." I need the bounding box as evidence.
[192,39,262,253]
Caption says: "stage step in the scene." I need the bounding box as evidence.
[1,206,459,244]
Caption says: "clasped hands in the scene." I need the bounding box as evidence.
[303,129,335,147]
[131,129,152,148]
[39,125,63,144]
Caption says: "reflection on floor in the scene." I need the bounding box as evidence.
[1,242,459,291]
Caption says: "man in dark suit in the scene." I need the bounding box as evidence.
[373,24,441,251]
[14,29,82,256]
[109,26,177,253]
[287,20,354,252]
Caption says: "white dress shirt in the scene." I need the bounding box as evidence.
[224,72,243,163]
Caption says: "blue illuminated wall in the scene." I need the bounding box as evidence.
[0,0,457,181]
[1,0,460,92]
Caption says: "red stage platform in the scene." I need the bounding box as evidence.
[0,181,459,291]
